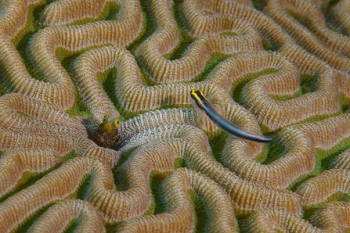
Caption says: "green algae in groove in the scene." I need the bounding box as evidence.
[131,0,235,85]
[286,8,306,24]
[287,4,345,35]
[262,137,286,165]
[0,169,56,203]
[104,171,171,231]
[163,32,194,61]
[11,2,46,83]
[239,217,285,233]
[196,53,231,83]
[0,75,7,95]
[127,0,157,54]
[262,109,343,134]
[251,0,265,11]
[261,128,350,191]
[268,74,317,101]
[112,164,126,192]
[230,67,279,105]
[288,136,350,192]
[0,151,76,203]
[302,191,350,222]
[12,0,117,81]
[47,0,120,26]
[148,171,169,215]
[252,143,271,163]
[209,132,228,164]
[100,67,127,122]
[188,189,207,233]
[341,93,350,113]
[317,137,350,169]
[10,0,123,118]
[302,191,350,224]
[164,1,196,61]
[62,219,79,233]
[96,57,191,120]
[325,0,342,14]
[208,132,269,165]
[14,204,54,232]
[59,50,93,118]
[70,173,92,200]
[13,172,91,232]
[262,38,279,51]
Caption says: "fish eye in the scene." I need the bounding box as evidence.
[114,119,120,127]
[196,90,204,96]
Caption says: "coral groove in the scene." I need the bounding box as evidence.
[28,200,105,233]
[135,0,262,83]
[116,168,238,233]
[242,202,350,233]
[41,0,108,25]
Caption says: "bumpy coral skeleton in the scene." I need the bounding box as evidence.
[0,0,349,232]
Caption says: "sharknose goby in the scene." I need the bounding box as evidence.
[190,90,272,143]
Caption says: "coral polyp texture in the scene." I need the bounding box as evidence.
[0,0,349,232]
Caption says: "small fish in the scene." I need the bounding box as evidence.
[95,115,120,148]
[190,90,272,143]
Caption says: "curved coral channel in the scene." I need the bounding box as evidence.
[116,168,238,233]
[222,114,350,189]
[135,0,262,83]
[117,122,301,216]
[28,200,105,233]
[297,169,350,207]
[41,0,108,26]
[242,202,350,233]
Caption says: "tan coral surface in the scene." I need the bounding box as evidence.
[0,0,349,232]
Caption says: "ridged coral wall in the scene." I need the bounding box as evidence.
[0,0,349,232]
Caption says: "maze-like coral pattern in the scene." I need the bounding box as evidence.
[0,0,349,232]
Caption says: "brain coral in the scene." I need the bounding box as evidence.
[0,0,349,232]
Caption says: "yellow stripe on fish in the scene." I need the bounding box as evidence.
[190,90,272,143]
